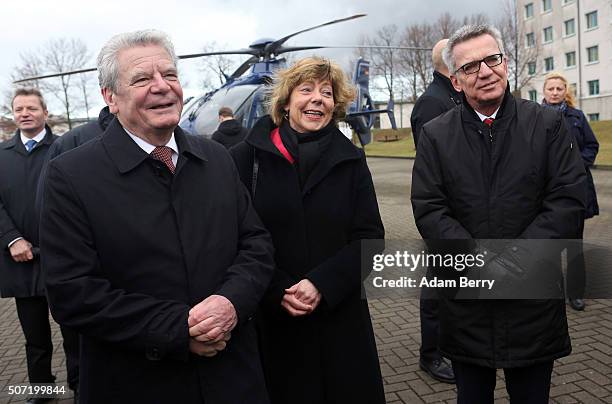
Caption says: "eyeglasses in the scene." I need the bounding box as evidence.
[455,53,504,75]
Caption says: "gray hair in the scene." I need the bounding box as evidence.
[443,24,505,74]
[97,29,178,92]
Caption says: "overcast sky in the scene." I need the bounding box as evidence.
[1,0,504,115]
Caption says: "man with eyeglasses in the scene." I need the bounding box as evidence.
[411,25,585,403]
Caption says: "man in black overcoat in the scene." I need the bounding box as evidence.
[410,39,461,150]
[411,25,585,404]
[0,88,78,403]
[409,38,459,384]
[40,30,274,404]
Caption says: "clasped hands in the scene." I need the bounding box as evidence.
[281,279,321,317]
[188,295,237,357]
[9,239,33,262]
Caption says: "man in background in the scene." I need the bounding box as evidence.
[409,38,459,384]
[211,106,248,149]
[0,88,79,403]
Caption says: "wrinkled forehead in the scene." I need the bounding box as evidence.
[118,44,176,75]
[453,34,500,66]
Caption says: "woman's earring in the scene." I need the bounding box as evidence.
[284,110,289,120]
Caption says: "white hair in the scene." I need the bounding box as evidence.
[97,29,178,92]
[443,24,505,73]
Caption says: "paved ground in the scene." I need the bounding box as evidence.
[0,157,610,403]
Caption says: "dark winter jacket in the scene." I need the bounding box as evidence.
[48,106,114,160]
[0,126,57,297]
[36,107,115,215]
[563,106,599,218]
[212,119,248,149]
[411,89,586,368]
[230,116,385,404]
[410,71,461,149]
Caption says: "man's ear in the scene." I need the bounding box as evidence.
[101,88,119,114]
[450,74,462,93]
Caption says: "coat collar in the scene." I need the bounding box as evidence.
[246,115,362,195]
[460,84,515,128]
[2,124,55,155]
[432,71,462,105]
[101,118,207,174]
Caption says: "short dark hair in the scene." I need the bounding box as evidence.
[12,88,47,111]
[218,107,234,118]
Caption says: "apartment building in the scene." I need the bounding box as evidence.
[518,0,611,120]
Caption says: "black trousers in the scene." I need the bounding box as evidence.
[566,221,586,299]
[419,265,441,362]
[15,296,80,390]
[452,360,554,404]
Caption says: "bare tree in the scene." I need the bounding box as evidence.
[399,23,434,101]
[362,24,405,101]
[435,12,461,39]
[497,0,542,94]
[198,41,240,92]
[11,38,92,129]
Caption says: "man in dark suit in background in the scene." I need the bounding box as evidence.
[40,30,274,404]
[0,88,79,403]
[211,106,248,149]
[410,39,461,150]
[409,39,459,384]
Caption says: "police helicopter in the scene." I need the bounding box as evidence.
[15,14,429,145]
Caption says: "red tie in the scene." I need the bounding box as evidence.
[483,117,494,127]
[151,146,175,174]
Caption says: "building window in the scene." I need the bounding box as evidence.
[588,80,599,95]
[528,90,538,102]
[587,45,599,63]
[565,51,576,67]
[544,57,554,71]
[563,0,573,4]
[528,61,536,75]
[564,19,575,36]
[586,11,598,29]
[587,113,600,121]
[525,3,534,18]
[527,90,538,102]
[543,26,553,43]
[542,0,552,12]
[526,32,535,47]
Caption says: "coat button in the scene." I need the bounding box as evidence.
[511,246,518,252]
[146,346,161,360]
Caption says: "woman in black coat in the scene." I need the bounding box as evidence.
[231,56,385,404]
[542,71,600,311]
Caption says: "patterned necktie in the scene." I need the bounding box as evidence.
[483,117,494,127]
[24,139,37,152]
[150,146,175,174]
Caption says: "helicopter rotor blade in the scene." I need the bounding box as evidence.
[306,45,433,51]
[13,67,97,84]
[266,14,366,55]
[229,55,259,80]
[178,49,258,60]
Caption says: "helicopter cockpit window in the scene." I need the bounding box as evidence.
[185,85,259,138]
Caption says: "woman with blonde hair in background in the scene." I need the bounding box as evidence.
[542,72,599,311]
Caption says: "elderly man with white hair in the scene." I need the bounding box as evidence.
[40,29,274,404]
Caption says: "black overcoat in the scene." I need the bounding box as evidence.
[40,119,275,404]
[211,119,248,149]
[411,90,586,368]
[410,71,461,149]
[0,126,57,297]
[563,106,599,218]
[230,116,385,404]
